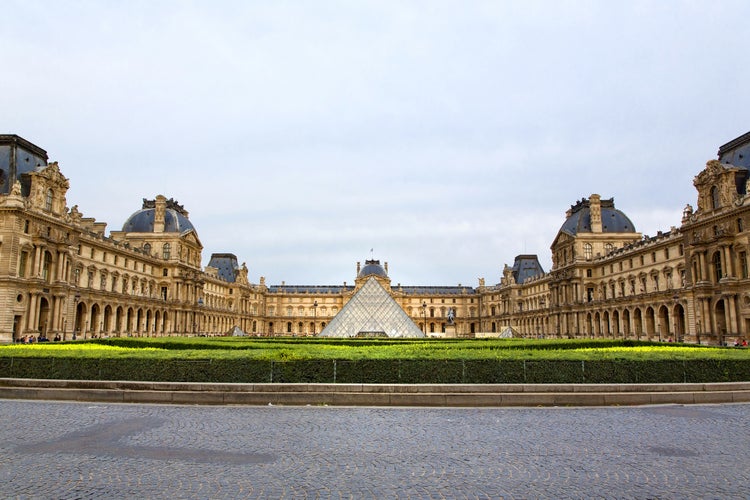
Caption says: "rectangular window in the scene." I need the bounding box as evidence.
[741,252,748,279]
[18,252,28,277]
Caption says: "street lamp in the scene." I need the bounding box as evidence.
[313,300,318,336]
[197,297,204,336]
[422,301,427,334]
[73,294,80,340]
[672,294,681,343]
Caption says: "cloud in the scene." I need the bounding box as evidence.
[2,1,749,286]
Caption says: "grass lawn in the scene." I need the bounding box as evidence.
[2,337,748,362]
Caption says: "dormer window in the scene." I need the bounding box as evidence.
[45,189,53,211]
[711,186,720,210]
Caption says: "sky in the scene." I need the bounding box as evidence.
[3,1,749,286]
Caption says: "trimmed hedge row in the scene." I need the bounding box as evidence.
[1,357,749,384]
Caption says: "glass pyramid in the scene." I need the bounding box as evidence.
[318,277,425,338]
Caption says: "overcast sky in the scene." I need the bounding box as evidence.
[4,1,749,286]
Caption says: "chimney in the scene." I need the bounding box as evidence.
[154,195,166,233]
[356,261,361,274]
[589,194,602,233]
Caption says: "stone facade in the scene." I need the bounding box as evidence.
[1,133,749,344]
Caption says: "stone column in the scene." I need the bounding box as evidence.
[32,246,42,278]
[723,245,735,277]
[27,294,38,333]
[726,295,738,335]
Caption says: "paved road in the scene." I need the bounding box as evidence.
[0,400,748,498]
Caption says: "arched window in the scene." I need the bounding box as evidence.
[45,189,53,211]
[604,243,614,255]
[711,186,720,210]
[42,252,53,281]
[583,243,593,260]
[143,243,152,255]
[162,243,171,260]
[713,251,723,281]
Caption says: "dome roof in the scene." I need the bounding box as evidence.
[358,259,388,278]
[122,198,196,234]
[559,197,635,236]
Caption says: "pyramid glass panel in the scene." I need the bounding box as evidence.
[319,278,424,338]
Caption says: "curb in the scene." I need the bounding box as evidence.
[1,378,750,406]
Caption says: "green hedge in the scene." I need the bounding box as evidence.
[2,357,749,384]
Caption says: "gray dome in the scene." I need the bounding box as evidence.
[358,260,387,278]
[122,208,195,233]
[559,198,635,236]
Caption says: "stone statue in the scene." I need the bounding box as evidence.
[447,308,455,324]
[10,180,21,196]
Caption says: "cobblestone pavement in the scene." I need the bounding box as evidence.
[1,401,748,498]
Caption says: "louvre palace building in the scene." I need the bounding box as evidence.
[1,132,750,344]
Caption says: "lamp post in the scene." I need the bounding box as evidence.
[73,294,80,340]
[313,300,318,336]
[672,294,681,343]
[696,320,701,345]
[197,297,203,336]
[422,301,427,334]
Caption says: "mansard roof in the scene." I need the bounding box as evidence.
[122,198,196,234]
[559,197,636,236]
[511,255,545,284]
[207,253,240,283]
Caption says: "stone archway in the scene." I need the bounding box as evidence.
[658,305,670,342]
[634,308,643,340]
[103,305,112,336]
[90,303,101,339]
[37,297,51,338]
[715,299,727,345]
[74,302,87,339]
[645,307,656,340]
[622,309,631,339]
[673,303,686,342]
[603,311,611,337]
[612,310,620,337]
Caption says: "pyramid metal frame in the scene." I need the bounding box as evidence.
[318,277,425,338]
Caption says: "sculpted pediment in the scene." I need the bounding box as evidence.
[180,229,201,244]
